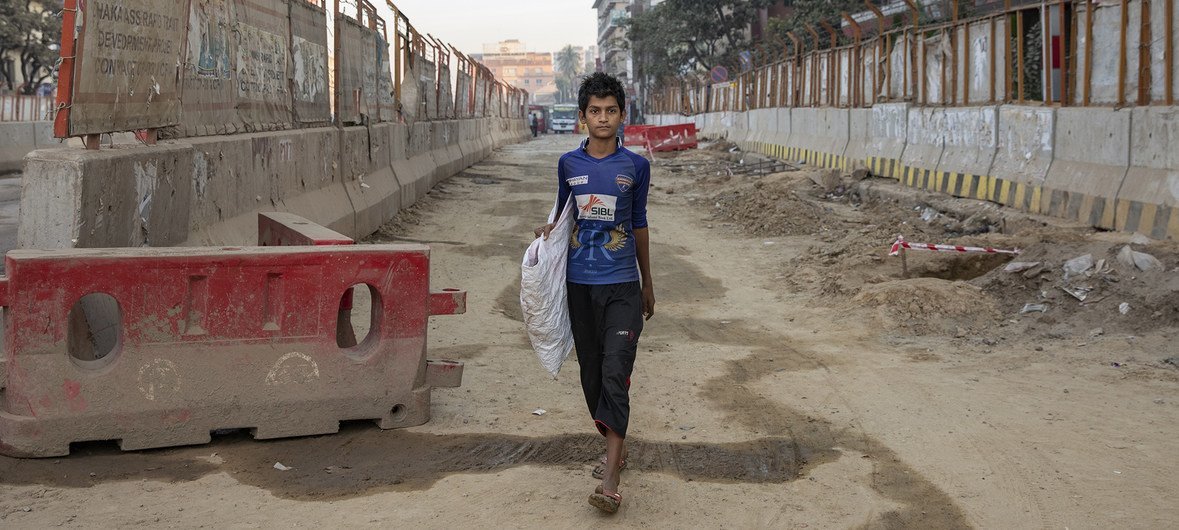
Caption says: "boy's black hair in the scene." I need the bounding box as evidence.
[577,72,626,113]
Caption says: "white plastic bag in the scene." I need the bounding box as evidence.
[520,198,575,378]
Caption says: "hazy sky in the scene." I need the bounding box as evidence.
[375,1,599,56]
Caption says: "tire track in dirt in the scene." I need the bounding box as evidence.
[0,429,811,501]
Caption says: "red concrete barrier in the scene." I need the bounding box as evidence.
[622,125,655,147]
[0,238,466,457]
[257,212,464,377]
[645,124,699,153]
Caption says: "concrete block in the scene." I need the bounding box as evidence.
[19,144,195,249]
[788,108,849,169]
[769,108,791,158]
[863,103,909,179]
[1042,107,1128,228]
[991,105,1055,193]
[346,164,401,238]
[842,108,872,170]
[1117,107,1179,239]
[32,121,58,148]
[0,122,37,174]
[729,111,749,146]
[900,107,945,189]
[184,128,340,245]
[935,105,998,181]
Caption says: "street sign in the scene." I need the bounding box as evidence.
[710,65,729,83]
[739,51,753,72]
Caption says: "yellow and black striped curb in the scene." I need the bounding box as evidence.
[754,142,849,172]
[753,148,1177,240]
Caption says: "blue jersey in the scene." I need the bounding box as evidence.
[556,138,651,285]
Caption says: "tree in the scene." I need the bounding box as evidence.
[554,44,583,103]
[765,0,864,51]
[0,1,61,94]
[626,0,774,86]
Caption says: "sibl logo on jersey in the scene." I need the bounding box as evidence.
[616,175,635,192]
[567,175,589,186]
[575,194,617,222]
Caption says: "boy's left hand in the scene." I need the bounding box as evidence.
[641,284,655,320]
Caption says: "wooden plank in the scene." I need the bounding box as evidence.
[1138,0,1152,104]
[964,21,972,104]
[1006,15,1014,101]
[1168,0,1175,105]
[1084,0,1094,105]
[1045,4,1054,103]
[990,17,997,103]
[1118,0,1128,106]
[1017,12,1025,102]
[1063,0,1073,105]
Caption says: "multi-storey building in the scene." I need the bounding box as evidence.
[478,40,558,105]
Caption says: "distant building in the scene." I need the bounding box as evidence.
[477,40,558,105]
[595,1,659,121]
[593,0,632,87]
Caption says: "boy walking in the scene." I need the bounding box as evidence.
[535,72,654,514]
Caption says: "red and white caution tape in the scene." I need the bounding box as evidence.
[889,235,1021,257]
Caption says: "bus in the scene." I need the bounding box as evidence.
[549,103,578,134]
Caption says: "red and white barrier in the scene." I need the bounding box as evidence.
[889,235,1021,257]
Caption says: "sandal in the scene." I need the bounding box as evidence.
[591,457,627,479]
[588,489,622,514]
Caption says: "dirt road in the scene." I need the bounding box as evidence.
[2,135,1177,528]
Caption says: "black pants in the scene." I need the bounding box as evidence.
[567,281,644,438]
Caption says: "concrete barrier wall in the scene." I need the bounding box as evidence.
[842,108,871,171]
[862,103,909,179]
[1118,107,1179,238]
[935,106,998,192]
[990,106,1055,212]
[785,108,849,170]
[1043,108,1129,229]
[900,107,945,189]
[0,121,60,174]
[651,101,1179,240]
[19,117,529,249]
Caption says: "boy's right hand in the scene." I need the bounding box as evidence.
[534,223,556,240]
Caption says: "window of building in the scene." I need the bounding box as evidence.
[536,80,543,86]
[524,79,530,85]
[506,68,516,75]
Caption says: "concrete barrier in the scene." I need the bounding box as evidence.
[184,128,353,246]
[934,106,998,200]
[20,117,528,250]
[863,103,909,179]
[0,122,38,174]
[748,108,774,156]
[730,111,750,147]
[1042,108,1129,229]
[0,243,466,457]
[785,108,849,170]
[20,144,197,249]
[1116,107,1179,239]
[651,102,1176,240]
[769,108,792,161]
[991,106,1055,212]
[900,107,946,191]
[843,108,872,171]
[0,121,72,174]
